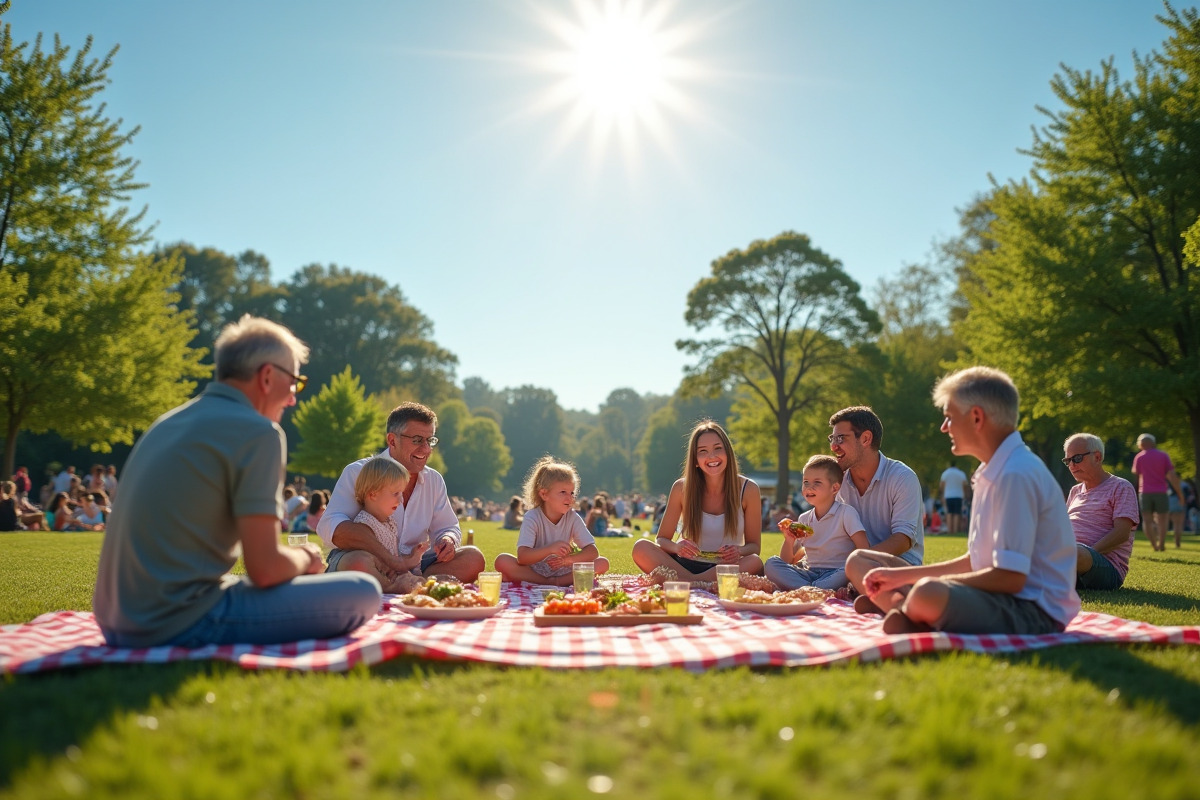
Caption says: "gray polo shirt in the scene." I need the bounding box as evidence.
[93,382,286,647]
[836,451,925,566]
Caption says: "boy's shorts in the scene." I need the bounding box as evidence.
[935,581,1065,635]
[1076,545,1124,590]
[326,547,438,575]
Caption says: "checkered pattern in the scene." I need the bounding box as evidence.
[3,579,1198,674]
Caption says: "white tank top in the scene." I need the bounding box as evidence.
[686,479,748,561]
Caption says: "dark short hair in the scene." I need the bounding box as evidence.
[386,402,437,435]
[828,406,883,450]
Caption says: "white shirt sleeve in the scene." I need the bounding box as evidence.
[316,459,365,548]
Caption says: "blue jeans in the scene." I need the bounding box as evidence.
[164,572,382,647]
[764,556,849,590]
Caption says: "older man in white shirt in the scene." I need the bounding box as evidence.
[317,402,485,589]
[862,367,1079,635]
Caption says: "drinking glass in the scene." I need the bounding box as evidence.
[716,564,740,600]
[664,581,690,616]
[477,571,501,605]
[572,561,595,595]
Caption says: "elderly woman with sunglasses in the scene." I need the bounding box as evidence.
[1062,433,1140,590]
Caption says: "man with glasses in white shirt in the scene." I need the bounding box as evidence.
[827,406,926,613]
[318,402,486,587]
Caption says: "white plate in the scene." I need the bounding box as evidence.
[399,600,507,620]
[717,598,825,616]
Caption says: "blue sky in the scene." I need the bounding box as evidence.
[8,0,1172,411]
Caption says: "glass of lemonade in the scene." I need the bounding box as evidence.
[477,571,502,605]
[716,564,740,600]
[664,581,690,616]
[287,531,308,547]
[572,561,595,595]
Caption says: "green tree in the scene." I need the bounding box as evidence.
[636,389,736,495]
[501,386,564,490]
[0,25,206,475]
[280,264,458,405]
[679,231,879,503]
[449,417,513,499]
[462,377,508,422]
[288,367,385,478]
[955,5,1200,474]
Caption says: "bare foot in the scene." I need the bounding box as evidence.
[853,594,883,615]
[881,608,932,634]
[834,585,857,602]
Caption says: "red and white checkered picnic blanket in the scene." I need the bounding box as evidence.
[3,581,1198,674]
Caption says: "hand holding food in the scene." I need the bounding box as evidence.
[779,519,814,539]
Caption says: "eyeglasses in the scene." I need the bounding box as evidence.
[396,433,439,448]
[1061,452,1095,466]
[827,433,857,445]
[268,363,307,393]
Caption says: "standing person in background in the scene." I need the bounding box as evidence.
[93,315,381,647]
[939,460,970,535]
[1131,433,1185,551]
[632,420,764,582]
[103,466,118,505]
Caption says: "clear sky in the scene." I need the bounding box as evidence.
[8,0,1173,411]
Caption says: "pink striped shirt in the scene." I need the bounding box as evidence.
[1067,474,1139,580]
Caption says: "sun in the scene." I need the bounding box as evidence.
[528,0,703,164]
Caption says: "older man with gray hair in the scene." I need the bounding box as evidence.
[94,316,382,647]
[862,366,1079,634]
[1062,433,1139,590]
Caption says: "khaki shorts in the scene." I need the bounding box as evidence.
[935,581,1065,635]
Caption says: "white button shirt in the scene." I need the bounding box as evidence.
[316,450,461,552]
[968,432,1080,628]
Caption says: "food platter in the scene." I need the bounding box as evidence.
[533,608,703,627]
[716,598,825,616]
[400,600,508,621]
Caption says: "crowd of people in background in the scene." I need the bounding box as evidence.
[0,463,119,532]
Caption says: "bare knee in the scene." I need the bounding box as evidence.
[1075,543,1092,575]
[902,578,950,625]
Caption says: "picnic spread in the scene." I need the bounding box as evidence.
[3,577,1198,674]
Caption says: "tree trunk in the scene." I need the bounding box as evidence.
[775,408,791,507]
[3,419,18,480]
[1189,404,1200,484]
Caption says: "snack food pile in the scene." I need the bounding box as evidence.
[734,586,832,605]
[399,577,494,608]
[542,586,668,616]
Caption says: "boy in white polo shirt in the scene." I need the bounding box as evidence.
[766,455,868,591]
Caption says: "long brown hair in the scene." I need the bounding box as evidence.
[680,421,741,541]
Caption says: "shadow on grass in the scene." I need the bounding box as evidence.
[1079,586,1200,612]
[0,661,226,790]
[1001,645,1200,725]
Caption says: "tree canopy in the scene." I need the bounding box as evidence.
[0,25,205,475]
[436,399,512,498]
[288,367,385,478]
[678,231,879,501]
[955,4,1200,475]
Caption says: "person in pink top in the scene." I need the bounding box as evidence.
[1062,433,1140,589]
[1131,433,1184,551]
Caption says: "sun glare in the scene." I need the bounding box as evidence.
[528,0,704,166]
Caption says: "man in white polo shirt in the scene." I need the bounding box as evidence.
[939,460,970,535]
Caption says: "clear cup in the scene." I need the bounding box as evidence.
[664,581,690,616]
[572,561,595,595]
[715,564,740,600]
[477,571,502,605]
[287,532,308,547]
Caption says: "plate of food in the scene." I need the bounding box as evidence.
[396,576,506,620]
[717,587,831,616]
[533,587,702,626]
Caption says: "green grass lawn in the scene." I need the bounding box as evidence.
[2,524,1199,799]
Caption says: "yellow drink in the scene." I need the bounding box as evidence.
[664,582,690,616]
[718,572,739,601]
[477,572,501,605]
[572,563,595,595]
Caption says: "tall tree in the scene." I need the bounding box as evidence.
[956,5,1200,475]
[501,385,564,490]
[436,398,513,499]
[678,231,879,502]
[0,25,206,475]
[462,377,508,422]
[288,367,385,478]
[280,264,458,405]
